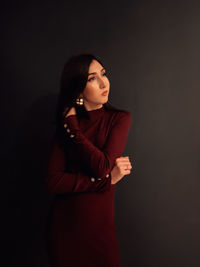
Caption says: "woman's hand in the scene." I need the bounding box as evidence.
[65,106,76,118]
[110,156,132,185]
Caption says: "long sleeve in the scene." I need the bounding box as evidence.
[63,111,131,178]
[45,136,112,194]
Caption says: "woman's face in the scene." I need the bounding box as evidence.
[81,59,110,108]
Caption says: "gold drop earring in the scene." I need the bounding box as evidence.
[76,97,84,105]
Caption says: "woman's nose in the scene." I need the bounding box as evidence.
[99,78,106,88]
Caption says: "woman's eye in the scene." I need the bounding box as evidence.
[88,72,107,82]
[88,77,95,82]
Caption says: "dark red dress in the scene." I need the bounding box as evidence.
[45,105,131,267]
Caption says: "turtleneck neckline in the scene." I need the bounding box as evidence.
[86,105,105,120]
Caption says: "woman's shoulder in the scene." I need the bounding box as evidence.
[104,103,132,126]
[104,103,131,118]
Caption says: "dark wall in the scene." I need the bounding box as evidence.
[1,1,200,266]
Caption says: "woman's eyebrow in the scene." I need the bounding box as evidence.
[88,68,105,76]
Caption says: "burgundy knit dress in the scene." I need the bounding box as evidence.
[45,105,131,267]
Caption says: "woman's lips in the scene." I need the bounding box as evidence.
[101,90,108,96]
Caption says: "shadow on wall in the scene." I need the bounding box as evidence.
[3,93,58,267]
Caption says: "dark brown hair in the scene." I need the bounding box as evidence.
[55,53,118,146]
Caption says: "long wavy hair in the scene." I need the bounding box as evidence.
[55,54,118,147]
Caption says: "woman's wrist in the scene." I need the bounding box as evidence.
[110,171,116,185]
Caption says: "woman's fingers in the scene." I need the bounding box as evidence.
[116,157,132,165]
[116,156,129,162]
[115,156,133,173]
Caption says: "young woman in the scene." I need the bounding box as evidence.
[45,54,132,267]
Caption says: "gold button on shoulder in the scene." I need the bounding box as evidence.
[66,128,70,133]
[70,134,75,138]
[64,123,68,128]
[106,174,109,178]
[91,177,95,182]
[97,178,102,181]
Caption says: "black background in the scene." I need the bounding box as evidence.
[1,0,200,266]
